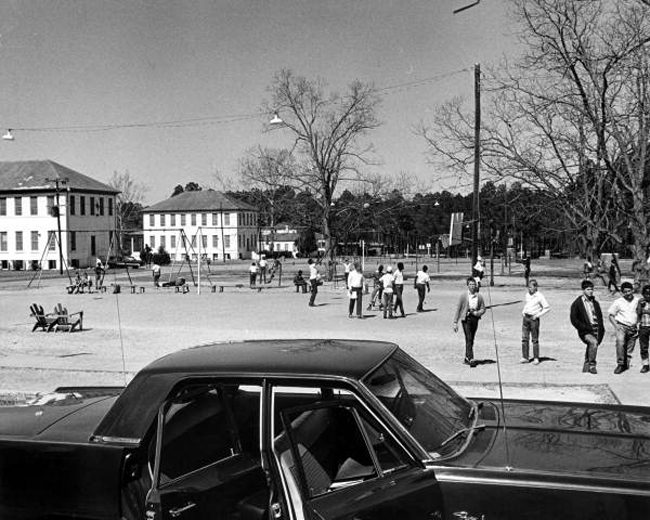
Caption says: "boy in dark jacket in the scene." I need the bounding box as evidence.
[570,280,605,374]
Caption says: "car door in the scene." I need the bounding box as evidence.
[145,381,272,520]
[271,384,444,520]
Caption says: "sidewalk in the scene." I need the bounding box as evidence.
[1,265,647,406]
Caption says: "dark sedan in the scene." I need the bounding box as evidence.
[0,339,648,519]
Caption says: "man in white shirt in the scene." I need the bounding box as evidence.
[347,262,365,318]
[608,281,640,374]
[308,259,320,307]
[258,255,268,284]
[414,265,430,312]
[379,266,395,319]
[521,279,551,365]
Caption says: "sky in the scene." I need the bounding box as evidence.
[0,0,516,204]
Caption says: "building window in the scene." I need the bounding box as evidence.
[171,235,176,249]
[149,214,155,227]
[191,235,196,247]
[70,231,76,251]
[191,214,196,226]
[91,235,96,256]
[160,235,166,249]
[0,197,5,216]
[212,235,219,248]
[31,231,39,251]
[224,213,230,226]
[99,197,104,216]
[48,260,57,270]
[30,197,38,215]
[108,198,113,216]
[202,213,207,226]
[15,231,23,251]
[201,235,207,249]
[15,197,22,216]
[0,232,7,251]
[171,214,176,226]
[69,195,76,216]
[160,214,166,227]
[224,235,231,248]
[212,213,218,226]
[150,236,155,248]
[181,214,186,226]
[80,196,86,215]
[90,196,95,215]
[238,234,242,248]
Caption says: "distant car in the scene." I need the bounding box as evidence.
[106,256,142,269]
[1,339,649,519]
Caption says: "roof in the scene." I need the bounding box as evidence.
[0,160,118,194]
[143,339,397,380]
[145,190,256,213]
[94,339,398,440]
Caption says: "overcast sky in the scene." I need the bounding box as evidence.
[0,0,516,204]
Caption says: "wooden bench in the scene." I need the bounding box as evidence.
[129,286,146,294]
[218,284,245,292]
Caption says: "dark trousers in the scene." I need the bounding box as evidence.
[416,284,426,311]
[309,280,318,305]
[615,322,638,368]
[462,315,480,360]
[521,314,540,359]
[249,273,256,287]
[393,284,404,315]
[639,326,650,362]
[348,287,363,317]
[580,331,600,370]
[382,292,394,318]
[260,267,267,284]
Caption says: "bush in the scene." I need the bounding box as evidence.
[152,246,171,266]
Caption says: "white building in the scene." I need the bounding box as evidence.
[260,222,300,257]
[0,160,118,271]
[142,191,259,261]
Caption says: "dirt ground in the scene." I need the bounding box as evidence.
[1,257,648,406]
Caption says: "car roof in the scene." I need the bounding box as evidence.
[141,339,398,380]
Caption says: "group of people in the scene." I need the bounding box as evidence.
[248,256,283,288]
[571,279,650,374]
[583,254,621,293]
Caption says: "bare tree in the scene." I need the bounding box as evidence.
[420,0,650,270]
[264,69,382,262]
[108,170,147,254]
[238,146,296,253]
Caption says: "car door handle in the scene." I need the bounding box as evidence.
[169,502,197,517]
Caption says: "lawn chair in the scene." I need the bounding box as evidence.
[49,303,84,333]
[30,304,57,332]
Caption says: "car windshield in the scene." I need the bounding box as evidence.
[363,349,473,458]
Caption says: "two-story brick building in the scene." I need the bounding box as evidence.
[0,160,118,270]
[142,190,259,261]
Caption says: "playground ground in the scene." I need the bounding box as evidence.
[1,257,648,406]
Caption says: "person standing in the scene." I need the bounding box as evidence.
[308,259,320,307]
[258,255,268,284]
[636,285,650,373]
[608,255,621,293]
[347,262,364,318]
[570,280,605,374]
[414,265,430,312]
[367,265,384,310]
[523,255,531,286]
[379,266,395,319]
[472,256,485,286]
[608,281,640,374]
[152,262,161,287]
[94,258,105,289]
[452,277,486,367]
[393,262,406,318]
[583,257,594,280]
[520,279,551,365]
[249,262,258,288]
[343,258,352,287]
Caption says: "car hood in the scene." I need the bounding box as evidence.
[455,399,650,484]
[0,395,117,443]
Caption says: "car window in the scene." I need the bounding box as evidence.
[158,384,261,482]
[272,385,412,500]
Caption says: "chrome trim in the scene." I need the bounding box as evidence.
[90,435,140,446]
[433,470,650,497]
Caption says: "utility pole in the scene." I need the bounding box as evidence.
[46,177,68,274]
[470,63,481,270]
